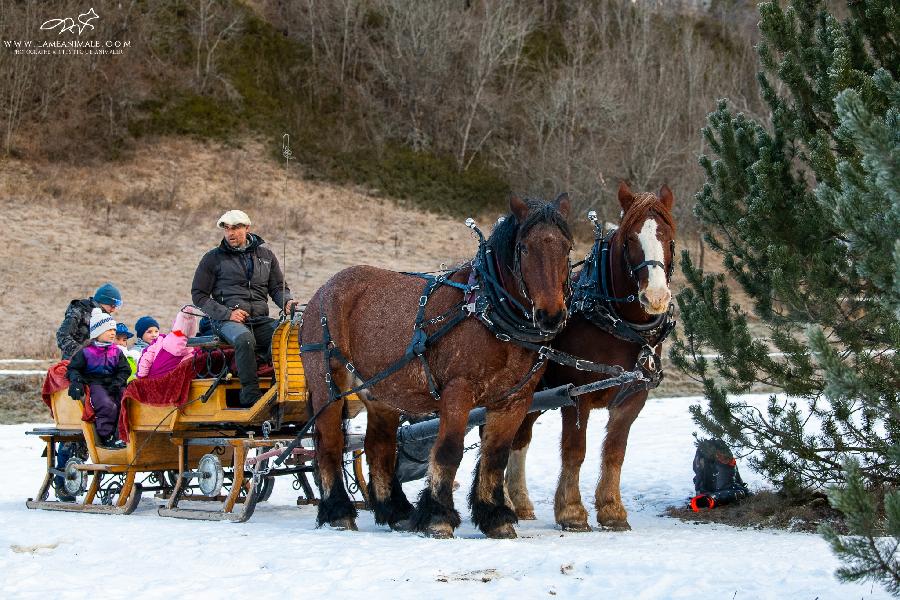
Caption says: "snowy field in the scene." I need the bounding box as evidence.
[0,394,891,600]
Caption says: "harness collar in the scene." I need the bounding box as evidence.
[466,220,570,345]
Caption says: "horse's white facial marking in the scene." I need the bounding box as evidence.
[637,218,670,311]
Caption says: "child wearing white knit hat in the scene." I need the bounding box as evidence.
[89,307,117,341]
[65,308,132,449]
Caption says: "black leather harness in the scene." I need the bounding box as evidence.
[569,224,677,406]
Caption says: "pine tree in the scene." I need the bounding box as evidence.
[670,0,899,592]
[821,459,900,595]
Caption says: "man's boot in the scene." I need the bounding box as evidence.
[239,383,263,408]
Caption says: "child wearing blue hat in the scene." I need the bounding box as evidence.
[115,322,134,344]
[134,316,160,353]
[114,323,138,382]
[53,283,123,500]
[56,283,123,360]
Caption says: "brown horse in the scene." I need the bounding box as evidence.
[506,182,677,531]
[301,195,572,538]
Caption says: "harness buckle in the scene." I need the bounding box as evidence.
[496,333,511,342]
[320,316,327,326]
[345,363,356,375]
[418,295,428,307]
[411,329,427,355]
[464,302,477,313]
[637,345,660,375]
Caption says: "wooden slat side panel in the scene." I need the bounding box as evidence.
[127,400,177,431]
[51,391,85,429]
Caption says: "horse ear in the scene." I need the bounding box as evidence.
[659,184,674,211]
[617,181,634,212]
[509,195,529,223]
[553,192,570,219]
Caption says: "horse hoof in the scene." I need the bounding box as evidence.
[390,519,412,532]
[559,521,592,532]
[330,518,358,531]
[599,519,631,531]
[426,523,455,539]
[486,524,517,539]
[516,509,537,521]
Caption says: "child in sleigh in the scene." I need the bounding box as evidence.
[66,308,131,449]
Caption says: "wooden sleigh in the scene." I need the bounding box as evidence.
[26,316,367,522]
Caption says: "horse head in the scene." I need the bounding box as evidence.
[492,193,573,333]
[615,182,676,315]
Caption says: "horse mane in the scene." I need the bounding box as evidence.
[619,192,676,236]
[487,198,573,272]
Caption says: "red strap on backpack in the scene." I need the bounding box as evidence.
[690,494,716,512]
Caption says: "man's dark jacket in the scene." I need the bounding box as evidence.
[56,298,100,359]
[191,234,293,322]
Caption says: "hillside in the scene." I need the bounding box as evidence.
[0,137,477,358]
[0,0,762,230]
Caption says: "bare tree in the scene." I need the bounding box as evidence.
[188,0,242,95]
[363,0,462,152]
[506,2,617,209]
[0,1,39,154]
[455,0,534,171]
[275,0,368,112]
[495,0,762,229]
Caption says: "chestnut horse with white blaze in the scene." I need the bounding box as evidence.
[506,182,677,531]
[301,195,572,538]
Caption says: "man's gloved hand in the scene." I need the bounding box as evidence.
[68,381,84,400]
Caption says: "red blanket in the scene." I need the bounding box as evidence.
[119,359,198,442]
[41,360,94,422]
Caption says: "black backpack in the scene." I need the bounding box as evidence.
[690,438,751,510]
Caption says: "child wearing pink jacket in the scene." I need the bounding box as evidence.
[137,306,203,378]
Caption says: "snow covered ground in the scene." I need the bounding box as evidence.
[0,394,891,599]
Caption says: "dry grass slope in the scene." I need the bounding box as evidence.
[1,137,479,358]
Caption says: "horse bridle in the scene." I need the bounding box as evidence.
[509,232,574,328]
[510,240,533,317]
[622,237,676,285]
